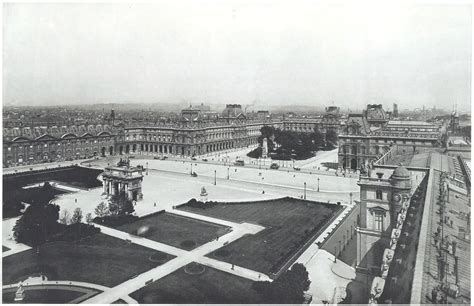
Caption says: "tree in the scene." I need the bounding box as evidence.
[94,201,109,218]
[326,129,338,148]
[59,209,70,225]
[252,263,311,304]
[71,208,83,224]
[13,202,61,246]
[85,213,93,224]
[109,191,134,215]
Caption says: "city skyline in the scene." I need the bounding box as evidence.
[3,2,472,111]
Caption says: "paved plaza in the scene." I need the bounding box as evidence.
[3,146,361,304]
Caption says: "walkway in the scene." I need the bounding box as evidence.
[2,217,32,258]
[83,209,270,304]
[2,280,137,304]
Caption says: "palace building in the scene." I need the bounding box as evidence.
[338,104,442,171]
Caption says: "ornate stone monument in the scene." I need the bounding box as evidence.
[102,156,144,201]
[262,137,268,158]
[14,282,25,302]
[200,186,208,202]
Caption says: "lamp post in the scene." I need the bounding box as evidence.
[304,182,306,200]
[350,192,353,204]
[317,178,320,192]
[214,170,217,185]
[146,162,148,175]
[190,163,193,176]
[227,167,230,180]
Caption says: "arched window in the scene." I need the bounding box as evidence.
[376,190,383,200]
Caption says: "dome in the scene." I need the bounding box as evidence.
[392,165,410,179]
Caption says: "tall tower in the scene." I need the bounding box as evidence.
[393,103,399,118]
[356,165,412,277]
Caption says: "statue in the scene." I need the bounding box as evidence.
[14,282,25,302]
[200,187,208,202]
[262,138,268,158]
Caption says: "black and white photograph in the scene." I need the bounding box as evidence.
[1,1,471,304]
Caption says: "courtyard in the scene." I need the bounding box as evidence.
[180,197,343,274]
[2,233,173,287]
[116,212,231,250]
[130,263,261,304]
[2,147,359,304]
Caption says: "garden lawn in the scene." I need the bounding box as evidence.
[130,263,262,304]
[116,212,230,250]
[3,166,102,218]
[180,197,342,274]
[2,287,88,304]
[2,233,173,287]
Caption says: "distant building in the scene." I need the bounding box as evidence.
[256,110,270,120]
[393,103,399,118]
[338,104,442,171]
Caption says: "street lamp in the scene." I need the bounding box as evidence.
[146,162,148,175]
[190,163,193,176]
[227,167,230,180]
[214,170,217,185]
[304,182,306,200]
[317,178,320,192]
[350,192,353,204]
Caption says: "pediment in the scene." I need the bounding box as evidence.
[35,134,58,141]
[61,133,77,139]
[12,136,31,142]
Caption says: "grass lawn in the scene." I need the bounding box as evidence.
[180,197,342,274]
[3,246,11,252]
[2,286,87,304]
[3,166,102,218]
[116,212,230,250]
[130,263,262,304]
[2,233,173,287]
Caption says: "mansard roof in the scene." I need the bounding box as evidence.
[3,124,116,142]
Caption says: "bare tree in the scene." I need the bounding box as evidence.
[59,209,70,225]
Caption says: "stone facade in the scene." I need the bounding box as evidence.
[356,165,412,275]
[338,105,442,171]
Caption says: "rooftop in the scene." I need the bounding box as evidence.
[387,120,439,126]
[414,169,470,304]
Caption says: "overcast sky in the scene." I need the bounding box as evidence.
[3,2,472,111]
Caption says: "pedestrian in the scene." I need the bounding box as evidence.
[154,202,156,207]
[231,264,234,270]
[262,190,265,194]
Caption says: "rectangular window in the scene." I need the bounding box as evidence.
[376,190,383,200]
[374,212,384,231]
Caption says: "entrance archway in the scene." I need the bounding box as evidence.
[109,146,113,156]
[350,158,357,170]
[101,147,106,157]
